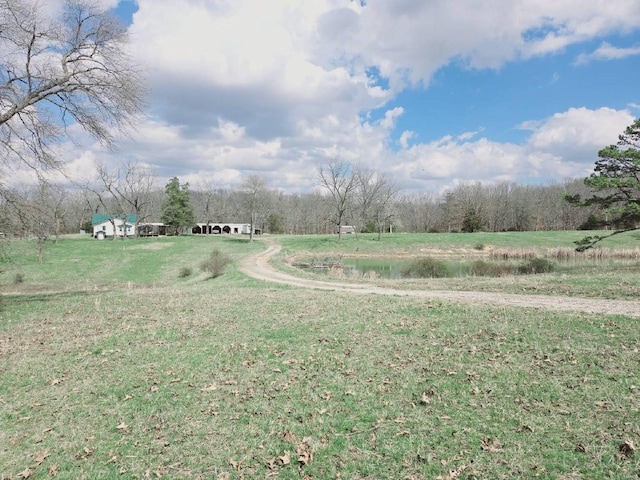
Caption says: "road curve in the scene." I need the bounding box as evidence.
[238,240,640,318]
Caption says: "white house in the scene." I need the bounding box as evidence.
[338,225,356,235]
[92,214,137,239]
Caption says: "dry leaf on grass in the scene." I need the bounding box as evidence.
[481,437,503,452]
[619,439,635,457]
[278,451,291,466]
[34,450,50,465]
[321,391,333,401]
[437,463,468,479]
[296,439,313,467]
[421,389,435,405]
[16,467,31,479]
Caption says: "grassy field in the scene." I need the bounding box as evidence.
[1,232,639,479]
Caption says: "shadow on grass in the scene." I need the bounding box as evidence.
[222,237,253,244]
[0,288,114,307]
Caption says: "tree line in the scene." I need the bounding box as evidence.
[0,168,602,241]
[1,132,638,245]
[0,1,638,251]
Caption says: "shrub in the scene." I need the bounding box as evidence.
[517,257,556,275]
[401,257,448,278]
[473,243,485,251]
[200,249,232,279]
[470,260,511,277]
[13,272,25,284]
[178,266,193,278]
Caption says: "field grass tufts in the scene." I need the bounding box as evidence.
[1,233,639,478]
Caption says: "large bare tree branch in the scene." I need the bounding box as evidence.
[0,0,146,174]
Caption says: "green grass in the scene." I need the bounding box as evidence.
[277,230,637,253]
[1,233,639,479]
[0,235,261,289]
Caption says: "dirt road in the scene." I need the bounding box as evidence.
[239,240,640,318]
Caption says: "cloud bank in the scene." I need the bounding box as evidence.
[21,0,640,193]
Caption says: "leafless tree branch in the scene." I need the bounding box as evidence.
[0,0,146,175]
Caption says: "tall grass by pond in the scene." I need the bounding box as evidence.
[294,248,637,279]
[299,256,560,279]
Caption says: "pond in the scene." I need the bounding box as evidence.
[294,257,409,279]
[341,257,408,279]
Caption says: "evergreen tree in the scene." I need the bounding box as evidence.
[161,177,195,235]
[461,207,484,233]
[567,119,640,250]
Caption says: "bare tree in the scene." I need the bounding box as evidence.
[440,182,488,232]
[101,160,153,235]
[0,182,66,261]
[193,180,235,235]
[84,159,154,239]
[0,0,146,176]
[318,160,359,240]
[355,167,399,239]
[241,174,268,242]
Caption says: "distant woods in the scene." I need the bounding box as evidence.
[0,175,599,238]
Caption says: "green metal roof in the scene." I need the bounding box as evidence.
[91,214,138,225]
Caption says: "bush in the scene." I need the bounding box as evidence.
[517,258,556,275]
[178,266,193,278]
[200,249,232,279]
[473,243,485,251]
[13,272,25,284]
[470,260,511,277]
[401,257,448,278]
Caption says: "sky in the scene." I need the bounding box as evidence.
[54,0,640,194]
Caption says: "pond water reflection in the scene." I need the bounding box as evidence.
[341,258,408,279]
[295,257,408,279]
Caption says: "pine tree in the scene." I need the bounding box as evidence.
[567,119,640,250]
[161,177,195,235]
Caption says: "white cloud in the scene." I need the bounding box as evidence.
[319,0,640,86]
[575,42,640,64]
[383,107,635,193]
[127,0,640,144]
[387,136,523,193]
[524,107,634,161]
[399,131,415,149]
[10,0,640,197]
